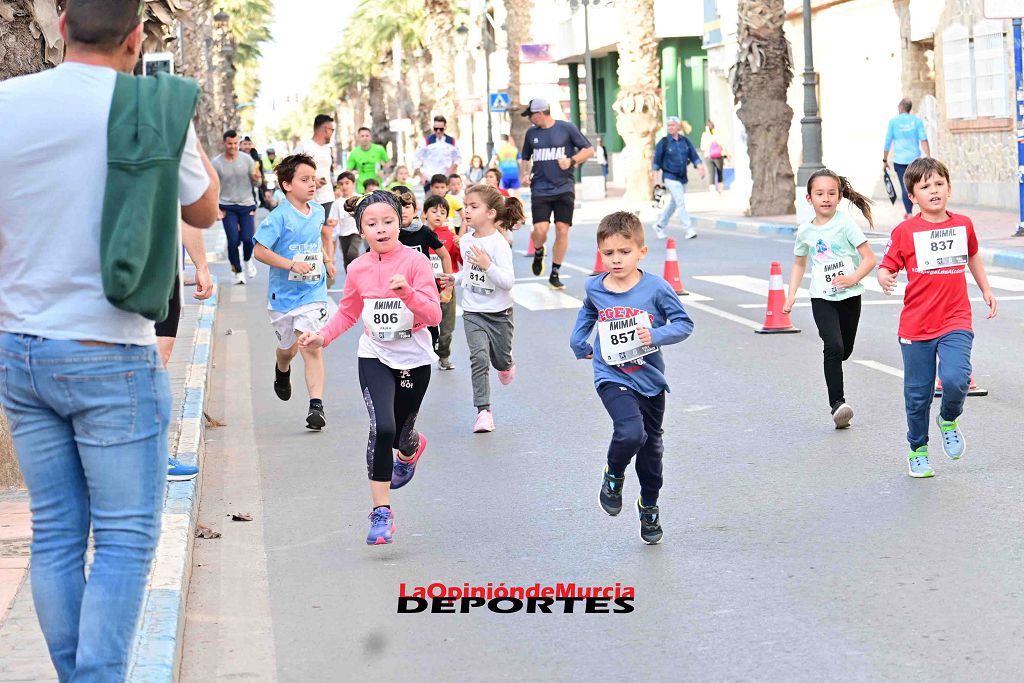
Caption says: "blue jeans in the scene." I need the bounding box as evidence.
[898,329,973,451]
[0,334,170,682]
[893,162,914,215]
[219,203,257,273]
[657,178,691,231]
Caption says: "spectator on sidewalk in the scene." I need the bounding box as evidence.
[651,115,705,240]
[0,3,219,680]
[883,98,930,219]
[700,120,727,195]
[413,115,460,194]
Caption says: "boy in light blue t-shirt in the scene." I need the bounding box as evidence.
[253,153,336,431]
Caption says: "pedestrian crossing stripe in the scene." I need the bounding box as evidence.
[511,283,583,311]
[694,275,811,298]
[694,273,1022,300]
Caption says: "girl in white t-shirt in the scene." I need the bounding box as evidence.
[440,185,525,433]
[328,171,361,272]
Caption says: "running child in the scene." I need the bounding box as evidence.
[439,184,524,433]
[327,171,361,273]
[362,178,380,192]
[253,153,337,431]
[484,168,510,197]
[387,164,412,190]
[429,173,464,232]
[447,173,465,202]
[570,211,693,545]
[782,170,877,429]
[423,194,462,370]
[877,157,997,478]
[298,190,442,544]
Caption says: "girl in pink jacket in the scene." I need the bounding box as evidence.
[300,191,441,545]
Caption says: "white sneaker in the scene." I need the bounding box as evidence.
[684,228,697,240]
[234,270,246,285]
[246,260,258,279]
[653,225,667,240]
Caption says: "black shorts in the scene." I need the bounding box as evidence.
[531,192,575,226]
[154,274,182,339]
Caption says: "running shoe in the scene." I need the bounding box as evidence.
[438,357,455,371]
[366,507,395,545]
[637,498,663,544]
[234,270,246,285]
[391,433,427,489]
[653,224,667,240]
[473,409,495,433]
[306,405,326,431]
[167,457,199,482]
[531,245,545,277]
[548,272,566,290]
[274,364,291,401]
[684,228,697,240]
[907,446,934,478]
[936,415,966,459]
[246,260,258,279]
[600,466,625,516]
[498,365,516,385]
[831,402,853,429]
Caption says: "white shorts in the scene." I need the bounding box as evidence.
[269,302,329,349]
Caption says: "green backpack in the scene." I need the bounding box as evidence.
[101,71,199,322]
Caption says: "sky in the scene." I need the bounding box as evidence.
[254,0,357,136]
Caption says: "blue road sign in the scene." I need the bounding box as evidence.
[489,92,511,113]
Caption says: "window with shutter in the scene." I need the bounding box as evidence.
[941,23,974,119]
[972,20,1009,118]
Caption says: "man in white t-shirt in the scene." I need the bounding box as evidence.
[293,114,337,279]
[0,3,218,680]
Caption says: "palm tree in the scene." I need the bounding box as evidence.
[504,0,532,149]
[424,0,458,137]
[731,0,795,215]
[612,0,662,202]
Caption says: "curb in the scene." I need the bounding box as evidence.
[128,286,218,682]
[692,214,1024,270]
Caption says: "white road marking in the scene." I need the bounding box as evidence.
[516,275,572,283]
[229,285,247,303]
[683,298,764,331]
[736,294,1024,308]
[854,360,904,378]
[983,274,1024,292]
[511,283,583,310]
[695,274,809,298]
[559,261,597,276]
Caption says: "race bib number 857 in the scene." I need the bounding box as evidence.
[597,313,657,366]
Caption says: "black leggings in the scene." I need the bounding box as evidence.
[358,358,431,482]
[810,296,862,407]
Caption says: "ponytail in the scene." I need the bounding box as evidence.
[465,184,525,231]
[806,169,874,227]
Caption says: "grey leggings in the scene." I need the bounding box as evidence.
[463,309,514,410]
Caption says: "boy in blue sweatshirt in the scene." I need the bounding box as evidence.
[570,211,694,544]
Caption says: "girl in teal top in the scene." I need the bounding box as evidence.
[783,169,877,429]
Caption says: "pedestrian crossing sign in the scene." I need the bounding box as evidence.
[489,92,511,112]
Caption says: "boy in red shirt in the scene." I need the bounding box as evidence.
[878,158,997,478]
[423,194,461,370]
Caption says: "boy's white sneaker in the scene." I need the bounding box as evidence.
[234,270,246,285]
[246,260,258,279]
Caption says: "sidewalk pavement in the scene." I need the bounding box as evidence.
[565,184,1024,271]
[0,280,219,682]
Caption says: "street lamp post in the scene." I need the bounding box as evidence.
[483,15,495,162]
[796,0,824,200]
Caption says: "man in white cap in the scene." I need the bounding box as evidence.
[652,116,705,240]
[520,98,594,290]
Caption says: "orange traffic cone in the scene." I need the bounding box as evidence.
[934,374,988,397]
[662,238,687,295]
[591,247,607,275]
[524,238,535,257]
[755,261,800,334]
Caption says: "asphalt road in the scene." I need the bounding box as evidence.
[181,209,1024,681]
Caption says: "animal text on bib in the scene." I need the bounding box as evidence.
[362,298,413,341]
[913,226,968,271]
[598,313,657,366]
[464,264,494,295]
[811,256,854,297]
[288,252,323,282]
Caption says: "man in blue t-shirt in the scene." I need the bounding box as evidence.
[520,98,594,290]
[883,97,930,218]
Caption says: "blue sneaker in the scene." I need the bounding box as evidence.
[366,507,395,545]
[936,415,966,460]
[167,457,199,482]
[391,433,427,490]
[907,446,934,478]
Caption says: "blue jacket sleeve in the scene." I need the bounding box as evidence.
[650,284,694,347]
[651,138,664,171]
[570,293,599,359]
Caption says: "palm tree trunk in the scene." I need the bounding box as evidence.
[732,0,795,215]
[504,0,532,151]
[180,5,222,153]
[612,0,662,202]
[368,75,391,143]
[424,0,458,138]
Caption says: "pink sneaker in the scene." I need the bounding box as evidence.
[473,410,495,433]
[498,365,516,385]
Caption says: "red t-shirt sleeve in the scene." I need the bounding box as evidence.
[966,217,978,256]
[880,226,905,273]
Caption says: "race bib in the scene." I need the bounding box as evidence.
[913,226,968,271]
[598,313,658,366]
[288,252,323,282]
[430,253,444,277]
[464,264,494,295]
[811,256,854,297]
[361,298,413,341]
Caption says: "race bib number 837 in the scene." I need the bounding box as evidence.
[913,225,968,271]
